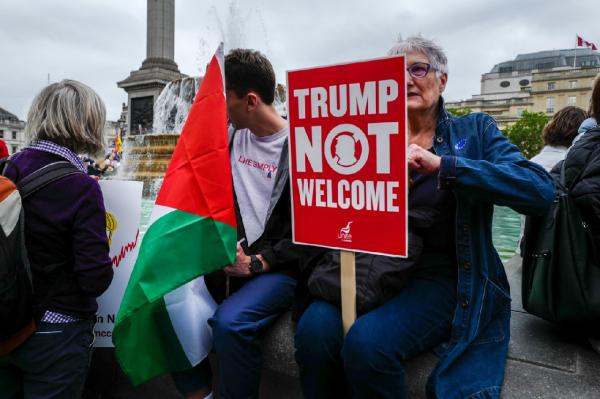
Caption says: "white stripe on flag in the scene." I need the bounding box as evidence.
[149,203,172,225]
[164,276,218,365]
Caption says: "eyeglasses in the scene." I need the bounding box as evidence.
[407,62,436,79]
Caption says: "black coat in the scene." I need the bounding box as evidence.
[205,137,317,310]
[552,127,600,245]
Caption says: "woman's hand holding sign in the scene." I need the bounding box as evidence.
[407,143,441,175]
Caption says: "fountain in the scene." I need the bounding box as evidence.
[116,0,278,199]
[117,79,287,199]
[116,76,201,198]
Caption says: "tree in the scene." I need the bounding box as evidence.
[447,107,472,117]
[503,111,548,159]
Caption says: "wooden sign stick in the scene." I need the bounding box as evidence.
[340,250,357,336]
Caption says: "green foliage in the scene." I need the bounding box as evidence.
[503,111,549,159]
[447,107,472,117]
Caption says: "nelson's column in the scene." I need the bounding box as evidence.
[118,0,186,135]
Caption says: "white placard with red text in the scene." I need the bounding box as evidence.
[95,180,143,347]
[287,56,408,257]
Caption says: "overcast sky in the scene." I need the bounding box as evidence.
[1,0,598,122]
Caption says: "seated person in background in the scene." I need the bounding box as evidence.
[530,105,587,171]
[550,83,600,355]
[519,106,585,254]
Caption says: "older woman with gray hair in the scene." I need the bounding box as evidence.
[294,35,555,398]
[0,80,112,398]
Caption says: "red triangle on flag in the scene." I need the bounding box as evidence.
[156,44,236,229]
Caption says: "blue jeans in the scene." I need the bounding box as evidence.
[295,269,457,399]
[173,272,296,399]
[0,319,95,399]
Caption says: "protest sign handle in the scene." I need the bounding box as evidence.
[340,250,357,336]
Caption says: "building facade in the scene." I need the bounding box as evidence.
[0,107,26,155]
[530,67,600,114]
[447,48,600,129]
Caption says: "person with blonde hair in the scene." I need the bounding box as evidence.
[0,80,112,398]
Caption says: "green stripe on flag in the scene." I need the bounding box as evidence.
[113,209,236,384]
[117,209,236,321]
[113,296,191,385]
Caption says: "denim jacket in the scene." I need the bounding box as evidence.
[426,99,555,398]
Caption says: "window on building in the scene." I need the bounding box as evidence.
[568,96,577,106]
[547,82,556,90]
[0,130,3,138]
[11,145,17,154]
[570,80,578,89]
[12,131,17,140]
[516,108,525,117]
[546,97,555,114]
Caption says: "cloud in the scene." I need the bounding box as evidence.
[0,0,599,121]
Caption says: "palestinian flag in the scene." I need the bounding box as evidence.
[113,44,236,385]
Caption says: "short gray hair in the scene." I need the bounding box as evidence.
[388,35,448,77]
[25,79,106,156]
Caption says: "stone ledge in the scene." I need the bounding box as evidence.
[258,254,600,398]
[84,255,600,398]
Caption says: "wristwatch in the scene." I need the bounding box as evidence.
[249,255,263,275]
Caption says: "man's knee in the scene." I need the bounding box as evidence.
[210,306,247,346]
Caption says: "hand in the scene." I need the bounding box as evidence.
[224,243,252,277]
[407,144,441,174]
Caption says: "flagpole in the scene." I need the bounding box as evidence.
[340,250,356,335]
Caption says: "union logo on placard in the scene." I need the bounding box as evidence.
[338,221,353,242]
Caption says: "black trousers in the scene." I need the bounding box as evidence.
[0,319,95,399]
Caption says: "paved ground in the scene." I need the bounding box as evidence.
[82,255,600,398]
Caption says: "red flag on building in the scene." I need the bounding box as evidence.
[577,35,597,50]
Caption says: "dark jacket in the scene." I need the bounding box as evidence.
[5,149,113,319]
[306,207,445,315]
[206,136,315,304]
[551,126,600,245]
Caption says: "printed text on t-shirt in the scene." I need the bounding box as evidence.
[238,155,278,174]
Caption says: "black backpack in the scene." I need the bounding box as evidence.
[521,160,600,326]
[0,158,81,354]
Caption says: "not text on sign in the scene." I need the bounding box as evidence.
[288,56,408,256]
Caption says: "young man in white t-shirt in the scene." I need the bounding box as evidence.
[172,49,303,399]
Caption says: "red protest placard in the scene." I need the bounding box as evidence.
[287,56,408,257]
